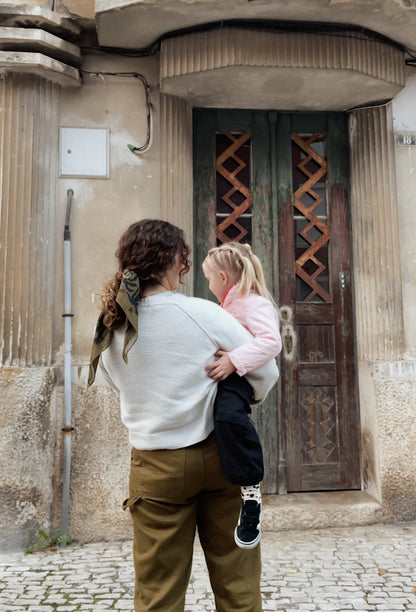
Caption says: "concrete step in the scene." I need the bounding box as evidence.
[262,491,391,531]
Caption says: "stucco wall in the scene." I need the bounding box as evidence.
[358,74,416,521]
[0,368,60,551]
[0,51,162,549]
[1,26,416,551]
[56,52,162,542]
[57,52,161,363]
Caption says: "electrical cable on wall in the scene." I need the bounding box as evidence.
[80,70,153,154]
[79,19,416,132]
[82,18,409,58]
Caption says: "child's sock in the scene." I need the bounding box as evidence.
[241,483,262,503]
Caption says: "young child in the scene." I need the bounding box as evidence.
[203,242,282,549]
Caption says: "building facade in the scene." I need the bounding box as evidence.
[0,0,416,550]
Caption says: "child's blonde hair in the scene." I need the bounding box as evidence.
[203,242,276,306]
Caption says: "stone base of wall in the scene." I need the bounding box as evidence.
[372,361,416,521]
[0,367,59,552]
[69,384,132,543]
[1,362,415,551]
[262,491,390,531]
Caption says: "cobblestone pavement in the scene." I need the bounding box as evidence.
[1,522,416,611]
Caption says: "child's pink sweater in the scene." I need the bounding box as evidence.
[222,285,282,376]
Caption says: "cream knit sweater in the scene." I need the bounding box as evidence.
[98,291,279,450]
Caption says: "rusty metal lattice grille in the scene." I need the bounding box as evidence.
[215,131,253,245]
[291,133,331,303]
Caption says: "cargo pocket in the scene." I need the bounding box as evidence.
[128,447,185,499]
[123,488,143,511]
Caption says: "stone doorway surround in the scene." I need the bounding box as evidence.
[159,27,414,524]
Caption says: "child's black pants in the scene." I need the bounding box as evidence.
[214,372,264,486]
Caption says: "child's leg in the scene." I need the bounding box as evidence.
[214,373,264,486]
[214,373,264,549]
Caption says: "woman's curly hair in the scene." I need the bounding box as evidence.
[100,219,190,331]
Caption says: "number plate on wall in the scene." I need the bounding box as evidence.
[396,133,416,147]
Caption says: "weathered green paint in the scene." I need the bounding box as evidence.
[276,112,360,492]
[193,108,276,296]
[193,109,360,494]
[193,108,217,301]
[193,109,279,492]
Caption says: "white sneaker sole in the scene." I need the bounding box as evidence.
[234,527,261,550]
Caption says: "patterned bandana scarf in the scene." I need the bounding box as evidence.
[88,269,140,387]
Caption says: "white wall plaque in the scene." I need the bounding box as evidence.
[59,127,110,178]
[396,133,416,147]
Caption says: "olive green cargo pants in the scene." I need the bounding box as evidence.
[123,432,262,612]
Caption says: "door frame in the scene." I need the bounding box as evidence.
[276,112,361,492]
[193,107,361,494]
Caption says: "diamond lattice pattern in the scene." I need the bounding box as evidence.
[292,134,331,303]
[216,131,253,244]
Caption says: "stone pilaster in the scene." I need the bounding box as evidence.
[160,93,193,293]
[349,104,404,361]
[0,73,60,366]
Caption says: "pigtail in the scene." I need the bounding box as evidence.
[240,244,276,306]
[204,241,278,314]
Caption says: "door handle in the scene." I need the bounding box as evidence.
[279,306,296,360]
[284,328,293,354]
[339,270,346,290]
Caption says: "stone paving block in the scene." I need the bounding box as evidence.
[113,601,134,610]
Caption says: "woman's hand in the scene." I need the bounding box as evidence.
[205,350,236,381]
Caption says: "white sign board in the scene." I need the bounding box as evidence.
[396,133,416,147]
[59,127,110,178]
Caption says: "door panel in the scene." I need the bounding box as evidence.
[194,109,279,493]
[277,113,360,491]
[193,108,360,494]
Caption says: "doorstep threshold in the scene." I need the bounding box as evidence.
[262,491,390,531]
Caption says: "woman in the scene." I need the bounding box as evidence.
[88,219,278,612]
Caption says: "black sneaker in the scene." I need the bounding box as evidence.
[234,500,261,549]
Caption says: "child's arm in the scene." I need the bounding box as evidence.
[205,349,236,380]
[206,298,281,380]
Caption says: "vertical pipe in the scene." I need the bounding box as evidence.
[61,189,74,539]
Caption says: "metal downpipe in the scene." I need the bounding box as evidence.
[61,189,74,538]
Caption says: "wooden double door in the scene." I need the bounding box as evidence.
[194,109,361,494]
